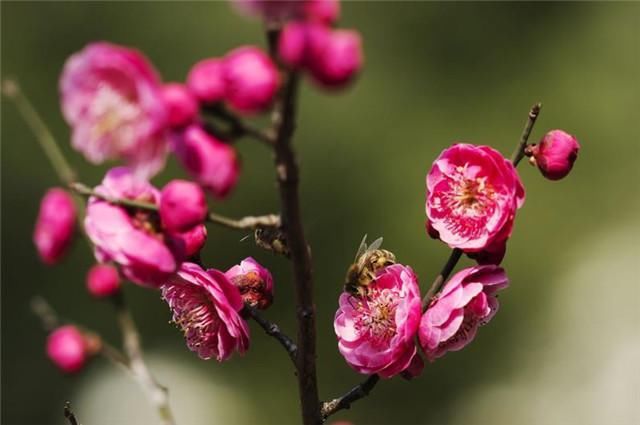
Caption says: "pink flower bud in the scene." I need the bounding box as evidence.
[225,257,274,310]
[166,225,208,261]
[172,125,240,199]
[223,46,279,114]
[278,22,309,70]
[46,325,88,373]
[308,29,363,88]
[160,180,208,232]
[304,0,340,25]
[86,264,121,298]
[530,129,580,180]
[187,58,226,103]
[162,83,198,128]
[34,188,76,265]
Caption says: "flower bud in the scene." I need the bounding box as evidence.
[86,264,121,298]
[46,325,89,373]
[529,129,580,180]
[160,180,208,232]
[187,58,226,103]
[166,225,208,261]
[225,257,274,310]
[34,188,76,265]
[308,29,363,88]
[162,83,198,128]
[223,46,279,114]
[278,22,308,70]
[304,0,340,25]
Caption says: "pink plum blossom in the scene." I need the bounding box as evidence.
[86,263,121,298]
[334,264,422,378]
[165,225,208,263]
[60,42,169,178]
[304,0,340,25]
[187,58,226,104]
[159,180,208,232]
[529,129,580,180]
[46,325,88,373]
[308,29,363,88]
[426,143,525,256]
[172,125,240,199]
[162,83,198,128]
[225,257,274,310]
[161,262,250,361]
[419,265,508,361]
[33,188,76,265]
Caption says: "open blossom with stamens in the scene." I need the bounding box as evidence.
[334,264,422,378]
[60,42,169,178]
[419,265,508,361]
[426,143,525,257]
[161,263,250,361]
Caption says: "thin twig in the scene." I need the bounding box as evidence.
[511,103,542,165]
[63,401,79,425]
[202,104,274,146]
[245,306,298,365]
[320,375,380,421]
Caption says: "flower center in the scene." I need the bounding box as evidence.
[446,165,495,217]
[89,84,142,151]
[354,288,400,345]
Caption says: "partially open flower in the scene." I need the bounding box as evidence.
[419,265,508,361]
[86,263,121,298]
[46,325,90,373]
[159,180,208,232]
[528,129,580,180]
[162,83,198,128]
[33,188,76,265]
[225,257,274,310]
[60,42,169,178]
[187,58,226,104]
[334,264,422,378]
[161,263,250,361]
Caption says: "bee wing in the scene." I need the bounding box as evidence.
[354,234,369,260]
[367,237,384,252]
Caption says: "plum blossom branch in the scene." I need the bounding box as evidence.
[320,374,380,421]
[245,305,298,364]
[63,401,79,425]
[511,102,542,166]
[421,248,463,308]
[202,104,274,146]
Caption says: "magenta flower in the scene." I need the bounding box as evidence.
[165,225,208,263]
[161,83,198,128]
[426,143,525,255]
[33,188,76,265]
[47,325,89,373]
[84,167,176,287]
[308,28,363,88]
[187,58,226,104]
[60,42,169,178]
[161,263,250,361]
[159,180,208,232]
[226,257,274,310]
[530,129,580,180]
[334,264,422,378]
[419,265,508,361]
[232,0,306,22]
[304,0,340,25]
[86,263,121,298]
[172,125,240,199]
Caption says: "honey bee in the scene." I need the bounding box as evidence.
[344,235,396,297]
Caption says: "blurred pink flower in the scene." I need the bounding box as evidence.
[419,265,508,361]
[86,263,121,298]
[60,42,169,178]
[334,264,422,378]
[162,83,198,128]
[159,180,208,232]
[33,188,76,265]
[187,58,226,104]
[162,262,250,361]
[226,257,274,310]
[304,0,340,25]
[46,325,88,373]
[530,129,580,180]
[426,143,525,255]
[308,28,363,88]
[231,0,305,22]
[165,224,208,262]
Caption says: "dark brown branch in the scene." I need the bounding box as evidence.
[202,104,274,146]
[511,103,542,165]
[320,375,380,421]
[245,306,298,364]
[63,401,79,425]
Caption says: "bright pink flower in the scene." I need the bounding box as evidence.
[225,257,274,310]
[308,29,363,88]
[33,188,76,265]
[232,0,305,22]
[530,129,580,180]
[186,58,226,104]
[46,325,88,373]
[172,125,240,199]
[160,180,208,232]
[419,265,508,361]
[334,264,422,378]
[60,42,168,178]
[223,46,279,114]
[426,143,525,253]
[86,264,121,297]
[166,224,208,262]
[161,262,250,361]
[304,0,340,24]
[279,22,310,70]
[162,83,198,128]
[84,167,176,287]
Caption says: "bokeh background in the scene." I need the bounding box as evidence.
[2,1,639,424]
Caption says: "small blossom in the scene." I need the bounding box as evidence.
[225,257,274,310]
[529,129,580,180]
[419,265,508,361]
[334,264,422,378]
[426,143,525,253]
[278,22,310,70]
[223,46,279,114]
[60,42,168,178]
[162,83,199,128]
[165,225,208,262]
[187,58,226,104]
[159,180,208,232]
[86,264,121,298]
[172,125,240,199]
[33,188,76,265]
[307,29,363,88]
[304,0,340,25]
[46,325,89,373]
[161,263,250,361]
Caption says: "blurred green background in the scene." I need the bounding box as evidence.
[2,1,639,424]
